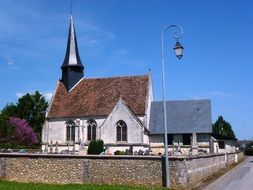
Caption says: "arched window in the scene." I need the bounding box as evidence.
[66,120,75,141]
[116,120,127,142]
[87,119,97,141]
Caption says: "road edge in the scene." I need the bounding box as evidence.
[197,156,248,190]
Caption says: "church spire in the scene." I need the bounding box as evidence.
[61,15,84,91]
[62,15,83,68]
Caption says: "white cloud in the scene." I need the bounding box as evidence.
[6,57,14,65]
[0,54,14,66]
[16,93,23,98]
[7,60,13,65]
[44,93,53,101]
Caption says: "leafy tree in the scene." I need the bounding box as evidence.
[212,116,236,139]
[16,91,48,138]
[244,142,253,155]
[1,103,18,117]
[0,104,18,138]
[8,117,38,145]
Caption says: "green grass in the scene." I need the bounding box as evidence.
[0,180,168,190]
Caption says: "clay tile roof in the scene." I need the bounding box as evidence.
[48,75,149,118]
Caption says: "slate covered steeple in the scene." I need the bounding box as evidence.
[61,15,84,91]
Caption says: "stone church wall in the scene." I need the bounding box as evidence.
[0,152,244,189]
[42,113,148,152]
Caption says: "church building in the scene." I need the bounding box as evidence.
[41,16,153,154]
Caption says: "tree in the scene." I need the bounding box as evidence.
[212,116,236,139]
[244,142,253,155]
[0,91,48,142]
[8,117,38,145]
[16,91,48,138]
[0,104,18,138]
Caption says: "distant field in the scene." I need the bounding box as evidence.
[0,180,167,190]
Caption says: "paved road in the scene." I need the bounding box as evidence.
[202,157,253,190]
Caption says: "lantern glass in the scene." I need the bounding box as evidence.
[174,42,184,59]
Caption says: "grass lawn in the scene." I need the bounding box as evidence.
[0,180,168,190]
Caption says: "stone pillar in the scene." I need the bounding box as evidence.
[73,143,75,154]
[172,141,175,156]
[79,140,85,155]
[44,142,48,153]
[67,142,70,154]
[81,121,84,143]
[75,119,80,142]
[49,140,53,154]
[55,141,59,154]
[191,132,198,155]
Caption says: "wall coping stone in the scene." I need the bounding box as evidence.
[0,153,162,160]
[0,151,243,161]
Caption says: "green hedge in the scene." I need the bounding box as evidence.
[87,139,104,154]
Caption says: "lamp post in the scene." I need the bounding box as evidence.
[161,25,184,188]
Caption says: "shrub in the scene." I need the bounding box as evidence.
[114,150,126,155]
[245,146,253,155]
[119,151,126,155]
[245,148,253,155]
[244,142,253,155]
[8,117,38,145]
[87,139,104,154]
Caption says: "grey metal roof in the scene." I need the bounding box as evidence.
[61,15,83,68]
[149,100,212,134]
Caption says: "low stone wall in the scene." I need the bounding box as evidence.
[169,152,244,189]
[0,152,244,189]
[0,154,163,187]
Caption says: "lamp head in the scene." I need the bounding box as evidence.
[174,41,184,59]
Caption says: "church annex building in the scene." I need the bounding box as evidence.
[42,16,220,155]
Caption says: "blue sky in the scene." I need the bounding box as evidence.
[0,0,252,140]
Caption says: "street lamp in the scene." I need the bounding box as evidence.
[161,24,183,188]
[174,41,184,59]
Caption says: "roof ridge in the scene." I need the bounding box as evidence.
[152,99,211,103]
[82,74,149,80]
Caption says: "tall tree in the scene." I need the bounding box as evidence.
[212,116,236,139]
[16,91,48,138]
[0,104,18,138]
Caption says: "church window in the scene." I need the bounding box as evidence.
[66,120,75,142]
[116,120,127,142]
[87,119,97,141]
